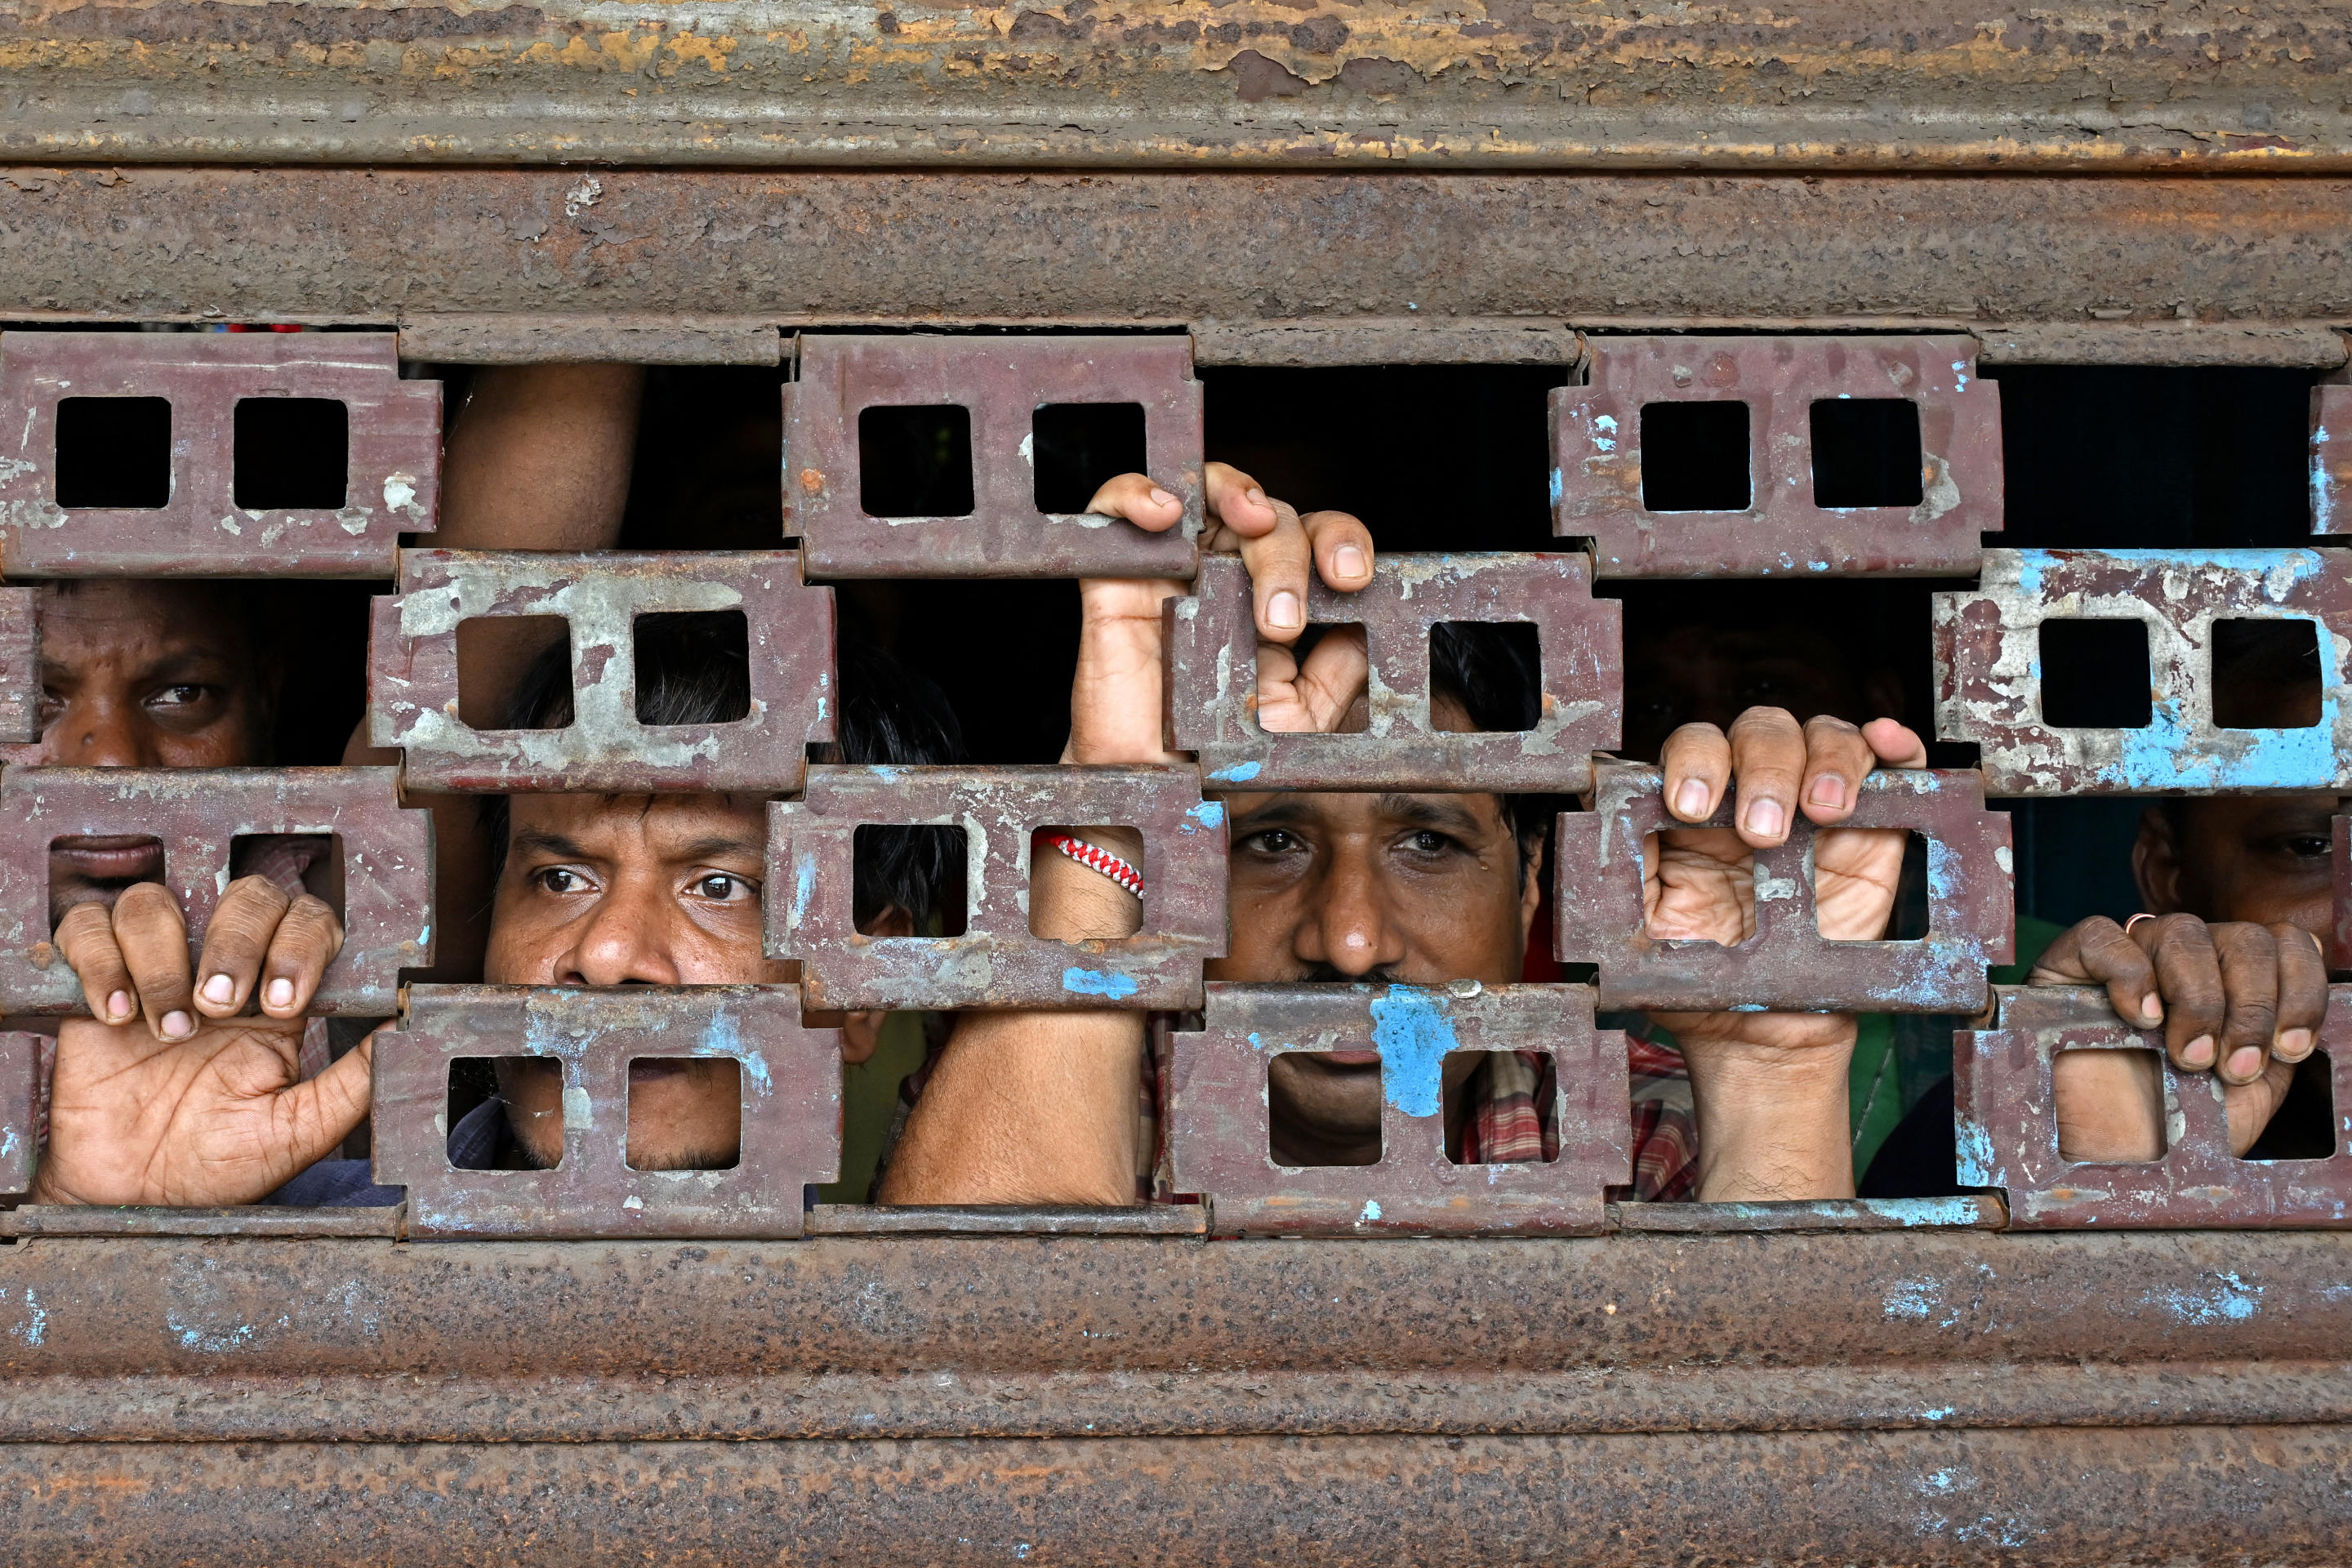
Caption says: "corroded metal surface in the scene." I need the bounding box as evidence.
[6,1428,2352,1566]
[767,765,1227,1011]
[1166,982,1628,1236]
[787,335,1201,579]
[0,588,36,743]
[0,768,431,1017]
[0,1204,402,1238]
[808,1204,1206,1236]
[1164,553,1619,793]
[2315,379,2352,536]
[1554,763,2015,1013]
[397,314,783,367]
[6,1232,2351,1441]
[2336,815,2352,971]
[370,549,835,795]
[5,172,2351,338]
[0,331,436,577]
[1552,335,2002,578]
[1958,986,2352,1230]
[1612,1196,2006,1232]
[2,2,2349,172]
[0,1029,36,1198]
[373,985,838,1240]
[1936,548,2352,795]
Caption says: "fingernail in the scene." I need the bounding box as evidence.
[161,1010,193,1040]
[1743,798,1784,839]
[1246,487,1268,509]
[2278,1027,2313,1058]
[1147,488,1175,509]
[1267,591,1303,630]
[105,991,131,1022]
[1673,779,1710,819]
[2184,1035,2216,1068]
[201,973,234,1005]
[2227,1046,2264,1080]
[266,978,295,1009]
[1334,545,1367,581]
[1808,776,1846,809]
[2140,994,2163,1026]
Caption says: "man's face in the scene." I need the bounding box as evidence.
[39,581,275,915]
[2140,794,2338,933]
[1210,789,1539,1165]
[486,791,786,1172]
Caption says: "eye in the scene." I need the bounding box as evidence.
[691,873,755,903]
[1240,829,1303,856]
[2284,834,2332,860]
[147,684,207,709]
[1405,830,1453,855]
[535,867,590,895]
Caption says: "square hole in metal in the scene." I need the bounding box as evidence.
[1029,827,1143,938]
[1269,1048,1383,1167]
[1254,623,1369,733]
[54,396,171,509]
[448,1057,562,1169]
[455,616,572,730]
[2211,618,2322,729]
[1031,402,1147,514]
[2242,1052,2337,1162]
[1816,831,1930,941]
[229,833,345,922]
[625,1057,742,1171]
[2053,1048,2168,1163]
[1444,1049,1557,1165]
[1431,621,1540,732]
[1638,401,1750,512]
[232,397,348,510]
[2038,619,2153,728]
[1809,399,1923,510]
[855,824,969,937]
[633,610,751,724]
[47,835,163,937]
[858,404,974,518]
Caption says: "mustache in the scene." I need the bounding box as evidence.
[1294,963,1405,985]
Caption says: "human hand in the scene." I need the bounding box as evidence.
[52,873,345,1041]
[2034,912,2323,1156]
[1065,462,1374,764]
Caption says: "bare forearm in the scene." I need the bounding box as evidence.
[1680,1022,1859,1202]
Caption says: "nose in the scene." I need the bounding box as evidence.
[1293,840,1406,978]
[554,874,684,987]
[48,695,156,768]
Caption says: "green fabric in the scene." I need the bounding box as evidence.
[814,1009,932,1206]
[1846,914,2066,1182]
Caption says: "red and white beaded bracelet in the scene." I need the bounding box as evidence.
[1035,831,1145,898]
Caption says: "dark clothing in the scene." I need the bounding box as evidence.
[265,1098,511,1207]
[1859,1076,1958,1199]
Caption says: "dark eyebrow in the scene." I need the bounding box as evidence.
[668,834,765,865]
[1227,799,1318,833]
[507,827,595,862]
[1374,794,1492,835]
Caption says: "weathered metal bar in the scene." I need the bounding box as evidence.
[767,765,1227,1011]
[2,172,2350,334]
[1957,986,2352,1230]
[1980,321,2350,369]
[1191,318,1582,368]
[1553,763,2015,1013]
[1164,553,1620,794]
[2,0,2348,174]
[0,588,39,744]
[1552,335,2001,578]
[0,768,431,1017]
[2,1233,2349,1441]
[369,549,835,795]
[1166,982,1628,1236]
[1610,1196,2007,1232]
[2314,376,2352,537]
[806,1205,1207,1236]
[0,331,437,578]
[0,1205,402,1238]
[395,314,783,366]
[372,985,840,1240]
[786,335,1202,580]
[2,1427,2350,1566]
[0,1029,38,1198]
[1936,548,2352,795]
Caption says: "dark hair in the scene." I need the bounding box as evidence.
[481,612,964,933]
[1428,621,1561,871]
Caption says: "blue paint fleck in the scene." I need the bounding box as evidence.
[11,1288,42,1348]
[1360,1200,1382,1223]
[2144,1271,2261,1324]
[1063,968,1141,1000]
[791,856,817,930]
[1953,1118,1999,1187]
[1883,1280,1938,1321]
[1548,467,1564,505]
[1921,1406,1955,1422]
[1207,761,1262,784]
[1368,987,1457,1118]
[1187,800,1226,827]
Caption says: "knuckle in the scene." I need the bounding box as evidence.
[1727,706,1800,738]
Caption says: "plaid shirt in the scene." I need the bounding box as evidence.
[1454,1019,1698,1201]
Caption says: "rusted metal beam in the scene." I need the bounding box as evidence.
[0,171,2347,336]
[2,1232,2349,1442]
[0,2,2347,173]
[2,1427,2349,1565]
[395,314,783,366]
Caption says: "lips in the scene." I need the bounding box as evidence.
[49,835,164,883]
